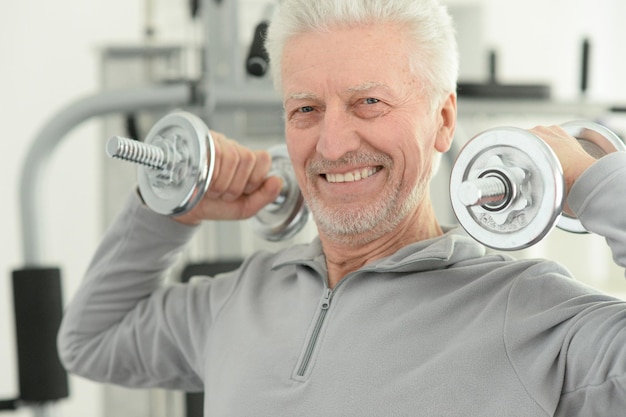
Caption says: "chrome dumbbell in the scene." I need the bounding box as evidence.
[105,110,309,241]
[450,121,625,250]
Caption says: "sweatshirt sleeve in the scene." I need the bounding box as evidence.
[504,152,626,416]
[569,151,626,270]
[57,191,213,391]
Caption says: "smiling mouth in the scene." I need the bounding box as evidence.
[324,167,382,183]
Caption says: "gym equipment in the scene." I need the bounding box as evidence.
[450,121,625,250]
[106,110,309,241]
[558,121,625,232]
[246,20,270,77]
[12,268,69,404]
[12,82,194,417]
[1,268,69,412]
[250,144,309,241]
[106,111,214,216]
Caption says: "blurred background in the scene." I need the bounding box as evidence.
[1,0,626,416]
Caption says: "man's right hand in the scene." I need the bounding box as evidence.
[172,130,284,226]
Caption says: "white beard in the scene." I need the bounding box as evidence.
[305,152,433,246]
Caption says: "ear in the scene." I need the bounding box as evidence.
[434,92,457,153]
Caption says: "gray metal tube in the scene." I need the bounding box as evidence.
[19,82,194,265]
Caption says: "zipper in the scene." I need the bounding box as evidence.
[296,287,333,377]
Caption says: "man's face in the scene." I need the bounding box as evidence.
[281,22,454,244]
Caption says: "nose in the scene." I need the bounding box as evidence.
[316,105,361,161]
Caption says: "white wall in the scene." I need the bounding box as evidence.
[1,1,625,417]
[483,0,626,102]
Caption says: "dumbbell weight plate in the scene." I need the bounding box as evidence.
[450,128,565,250]
[138,112,215,216]
[557,121,626,233]
[251,145,309,241]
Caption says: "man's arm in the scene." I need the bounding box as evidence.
[571,151,626,267]
[57,192,206,389]
[504,143,626,416]
[58,131,281,389]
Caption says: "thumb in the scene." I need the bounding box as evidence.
[241,175,284,218]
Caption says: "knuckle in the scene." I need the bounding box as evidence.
[237,150,256,175]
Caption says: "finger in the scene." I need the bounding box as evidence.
[206,134,241,199]
[174,175,283,224]
[242,150,273,195]
[220,149,274,202]
[236,175,284,218]
[529,125,596,197]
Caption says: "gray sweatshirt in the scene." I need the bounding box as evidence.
[58,152,626,416]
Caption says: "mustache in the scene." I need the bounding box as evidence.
[307,151,392,175]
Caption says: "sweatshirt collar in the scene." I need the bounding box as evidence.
[271,226,486,274]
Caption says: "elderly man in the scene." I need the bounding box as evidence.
[59,0,626,415]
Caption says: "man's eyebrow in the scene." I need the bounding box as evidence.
[286,92,319,101]
[346,81,388,93]
[285,82,389,102]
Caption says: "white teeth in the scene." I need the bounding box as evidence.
[326,167,379,183]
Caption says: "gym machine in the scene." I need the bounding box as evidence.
[4,82,196,417]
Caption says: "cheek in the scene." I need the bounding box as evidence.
[285,135,313,191]
[389,122,438,183]
[285,129,311,164]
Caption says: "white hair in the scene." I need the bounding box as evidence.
[265,0,459,110]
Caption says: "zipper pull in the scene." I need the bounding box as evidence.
[321,288,333,310]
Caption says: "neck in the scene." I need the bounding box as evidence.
[319,201,443,288]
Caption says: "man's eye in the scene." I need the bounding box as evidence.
[300,106,315,113]
[364,98,380,105]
